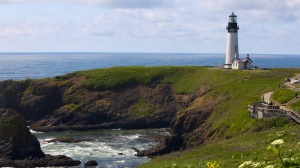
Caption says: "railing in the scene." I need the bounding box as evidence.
[248,105,254,111]
[249,103,300,124]
[290,111,300,124]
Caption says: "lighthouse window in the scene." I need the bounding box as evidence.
[235,45,238,52]
[229,17,236,23]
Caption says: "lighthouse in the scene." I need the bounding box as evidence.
[224,12,239,69]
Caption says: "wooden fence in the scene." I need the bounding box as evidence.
[248,102,300,124]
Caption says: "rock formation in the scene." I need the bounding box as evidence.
[0,108,81,167]
[0,78,182,132]
[138,87,229,156]
[0,72,226,157]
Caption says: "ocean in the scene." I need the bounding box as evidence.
[0,52,299,81]
[33,129,168,168]
[1,52,300,167]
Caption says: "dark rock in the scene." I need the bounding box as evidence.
[46,136,93,143]
[0,76,218,158]
[84,160,98,167]
[29,83,181,132]
[138,87,227,157]
[0,78,182,132]
[137,134,182,157]
[0,108,81,167]
[0,108,44,159]
[131,147,140,153]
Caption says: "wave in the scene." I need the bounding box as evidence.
[35,128,166,167]
[29,129,43,134]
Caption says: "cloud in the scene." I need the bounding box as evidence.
[0,0,173,8]
[81,0,173,8]
[1,0,300,53]
[0,21,60,38]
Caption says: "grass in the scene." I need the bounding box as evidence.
[62,103,81,113]
[140,123,300,168]
[55,67,300,167]
[73,67,299,136]
[129,99,160,118]
[272,88,296,104]
[75,66,195,90]
[290,100,300,112]
[126,67,299,167]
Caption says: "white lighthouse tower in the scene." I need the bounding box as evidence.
[224,12,239,69]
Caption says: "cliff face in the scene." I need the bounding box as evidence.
[137,86,230,156]
[4,66,275,157]
[0,108,80,167]
[0,108,44,159]
[0,76,185,132]
[0,73,229,154]
[0,80,62,123]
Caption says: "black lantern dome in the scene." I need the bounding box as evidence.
[226,12,239,33]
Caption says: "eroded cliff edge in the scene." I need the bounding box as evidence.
[0,108,81,167]
[0,71,186,132]
[1,67,295,158]
[0,67,219,155]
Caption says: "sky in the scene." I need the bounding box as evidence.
[0,0,300,54]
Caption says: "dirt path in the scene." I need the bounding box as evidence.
[287,98,300,106]
[285,82,300,92]
[263,92,273,103]
[261,74,299,111]
[284,73,300,92]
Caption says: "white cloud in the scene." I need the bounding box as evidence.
[0,0,300,53]
[0,21,60,37]
[0,0,173,8]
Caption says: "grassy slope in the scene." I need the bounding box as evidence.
[271,82,300,113]
[141,123,300,168]
[291,101,300,112]
[66,66,300,167]
[167,68,299,138]
[137,67,299,167]
[272,88,296,104]
[75,66,191,90]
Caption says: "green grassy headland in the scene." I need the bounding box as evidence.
[272,88,296,104]
[60,66,300,167]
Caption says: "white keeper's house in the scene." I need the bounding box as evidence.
[224,12,253,70]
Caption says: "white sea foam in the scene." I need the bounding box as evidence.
[29,129,43,134]
[33,129,166,167]
[125,134,140,140]
[116,160,125,163]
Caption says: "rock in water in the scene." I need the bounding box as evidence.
[46,136,93,143]
[0,108,81,167]
[0,108,44,159]
[84,160,98,167]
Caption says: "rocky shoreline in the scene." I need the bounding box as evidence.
[0,72,224,162]
[0,108,81,167]
[0,79,180,132]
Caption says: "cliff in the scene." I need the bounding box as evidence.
[0,108,80,167]
[0,66,299,157]
[0,67,191,132]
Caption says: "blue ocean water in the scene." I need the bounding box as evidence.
[0,52,299,81]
